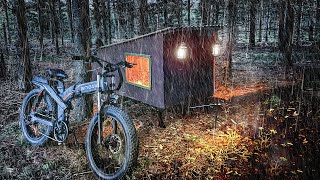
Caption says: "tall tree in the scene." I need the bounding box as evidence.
[308,3,314,42]
[139,0,148,34]
[316,0,320,41]
[128,2,135,37]
[58,0,64,47]
[187,0,191,26]
[0,52,5,79]
[163,0,168,27]
[93,0,103,45]
[101,0,111,44]
[1,23,6,77]
[3,0,11,44]
[37,0,45,58]
[296,0,303,45]
[200,0,209,26]
[15,0,32,91]
[115,0,128,38]
[279,0,294,67]
[2,23,8,55]
[67,0,74,43]
[224,0,237,84]
[278,0,285,51]
[265,0,270,42]
[50,0,60,54]
[258,0,263,42]
[72,0,93,121]
[284,0,294,67]
[249,0,257,47]
[215,2,220,25]
[175,0,182,26]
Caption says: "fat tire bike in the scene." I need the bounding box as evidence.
[20,56,138,179]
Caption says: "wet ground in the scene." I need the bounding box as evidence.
[1,49,320,179]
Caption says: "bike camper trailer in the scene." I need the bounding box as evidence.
[97,26,221,110]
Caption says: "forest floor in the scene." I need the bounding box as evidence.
[1,45,320,179]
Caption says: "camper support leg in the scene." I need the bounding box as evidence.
[157,109,166,128]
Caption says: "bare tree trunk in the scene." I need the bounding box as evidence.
[0,52,5,79]
[265,0,270,42]
[207,3,211,25]
[72,0,93,121]
[187,0,190,26]
[38,0,45,59]
[215,4,219,25]
[284,0,294,67]
[0,18,6,78]
[279,0,294,67]
[80,0,93,119]
[278,0,285,52]
[295,0,302,45]
[225,0,237,84]
[107,1,112,44]
[115,0,127,38]
[249,0,257,47]
[308,20,314,41]
[67,0,74,43]
[139,0,148,34]
[101,1,111,44]
[3,0,11,44]
[176,0,182,27]
[2,23,8,55]
[50,11,54,43]
[50,0,60,54]
[58,0,64,47]
[316,0,320,41]
[101,0,108,44]
[308,3,314,42]
[128,3,135,38]
[258,0,263,42]
[200,0,208,26]
[16,0,32,91]
[163,0,168,27]
[93,0,103,45]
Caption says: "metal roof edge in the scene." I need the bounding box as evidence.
[98,25,222,49]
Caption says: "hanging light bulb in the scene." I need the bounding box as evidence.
[212,44,221,57]
[176,42,188,59]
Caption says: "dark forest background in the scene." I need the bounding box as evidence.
[0,0,319,124]
[1,1,320,179]
[0,0,319,89]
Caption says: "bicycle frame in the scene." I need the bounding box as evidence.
[30,73,108,129]
[21,58,137,179]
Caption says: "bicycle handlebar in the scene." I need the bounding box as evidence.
[71,55,134,71]
[71,55,135,91]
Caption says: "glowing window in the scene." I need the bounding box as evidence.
[125,53,152,90]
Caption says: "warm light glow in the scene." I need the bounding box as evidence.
[176,42,188,59]
[212,44,221,56]
[125,54,151,89]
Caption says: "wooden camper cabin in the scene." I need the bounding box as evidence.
[97,26,221,109]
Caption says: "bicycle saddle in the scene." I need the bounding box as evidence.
[47,69,68,80]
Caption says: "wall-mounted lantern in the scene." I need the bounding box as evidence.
[176,42,188,59]
[212,33,221,94]
[212,43,221,57]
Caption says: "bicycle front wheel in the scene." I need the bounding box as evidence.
[85,106,138,179]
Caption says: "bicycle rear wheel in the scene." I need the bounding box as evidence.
[20,89,54,146]
[85,106,138,179]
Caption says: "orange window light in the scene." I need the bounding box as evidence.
[125,54,151,90]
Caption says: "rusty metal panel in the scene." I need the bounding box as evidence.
[98,33,165,108]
